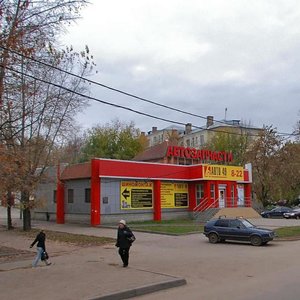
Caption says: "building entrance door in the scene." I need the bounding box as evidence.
[218,188,226,208]
[237,184,245,206]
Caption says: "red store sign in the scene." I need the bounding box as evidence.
[166,146,233,163]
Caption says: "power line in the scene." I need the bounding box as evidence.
[1,63,277,138]
[0,47,298,138]
[1,45,287,133]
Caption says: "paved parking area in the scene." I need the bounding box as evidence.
[1,207,300,299]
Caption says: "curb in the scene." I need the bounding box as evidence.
[90,277,187,300]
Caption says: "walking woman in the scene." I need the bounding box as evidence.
[115,220,135,267]
[30,229,51,267]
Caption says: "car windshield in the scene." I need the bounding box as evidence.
[240,219,255,228]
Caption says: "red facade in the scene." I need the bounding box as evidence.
[56,158,252,226]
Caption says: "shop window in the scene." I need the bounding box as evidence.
[85,188,91,203]
[210,184,215,199]
[68,189,74,203]
[196,184,204,206]
[53,190,57,203]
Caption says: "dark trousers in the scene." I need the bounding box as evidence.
[118,247,130,266]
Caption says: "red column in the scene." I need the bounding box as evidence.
[231,182,237,207]
[226,183,231,208]
[214,182,218,208]
[56,180,65,224]
[204,181,211,207]
[153,180,161,221]
[188,182,196,211]
[91,159,101,226]
[244,183,252,207]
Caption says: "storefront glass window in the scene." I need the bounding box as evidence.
[196,184,204,205]
[68,189,74,203]
[210,184,215,199]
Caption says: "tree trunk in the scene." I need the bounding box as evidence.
[23,208,31,231]
[21,191,31,231]
[7,191,13,230]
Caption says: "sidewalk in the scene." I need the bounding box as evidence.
[0,207,186,300]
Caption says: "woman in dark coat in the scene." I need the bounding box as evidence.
[115,220,135,267]
[30,229,51,267]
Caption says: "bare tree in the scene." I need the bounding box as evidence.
[0,0,93,230]
[244,126,283,206]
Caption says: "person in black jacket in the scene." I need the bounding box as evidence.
[30,229,51,267]
[115,220,135,267]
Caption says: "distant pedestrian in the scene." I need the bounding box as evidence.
[115,220,135,267]
[30,229,51,267]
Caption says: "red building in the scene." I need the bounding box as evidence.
[54,151,252,226]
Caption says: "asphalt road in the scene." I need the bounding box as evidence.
[1,207,300,299]
[134,233,300,300]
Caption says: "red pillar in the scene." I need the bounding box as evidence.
[244,183,252,207]
[56,164,65,224]
[153,180,161,221]
[226,183,231,208]
[204,181,211,208]
[188,182,196,211]
[91,159,101,226]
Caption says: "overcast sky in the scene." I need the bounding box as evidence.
[61,0,300,136]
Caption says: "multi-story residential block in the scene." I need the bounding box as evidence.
[145,116,262,150]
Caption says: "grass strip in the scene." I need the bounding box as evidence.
[274,226,300,239]
[15,228,115,246]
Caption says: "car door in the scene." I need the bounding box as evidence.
[228,219,249,241]
[271,207,282,217]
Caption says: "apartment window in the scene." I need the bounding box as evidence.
[85,188,91,203]
[53,190,57,203]
[68,189,74,203]
[186,139,190,147]
[192,138,194,147]
[200,135,205,145]
[195,136,198,145]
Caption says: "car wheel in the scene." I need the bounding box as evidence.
[250,235,262,246]
[208,233,219,244]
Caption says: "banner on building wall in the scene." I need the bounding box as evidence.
[120,181,153,209]
[161,182,189,208]
[203,164,244,181]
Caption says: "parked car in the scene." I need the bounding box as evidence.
[283,208,300,219]
[203,217,275,246]
[261,206,293,218]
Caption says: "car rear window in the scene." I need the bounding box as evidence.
[215,219,229,227]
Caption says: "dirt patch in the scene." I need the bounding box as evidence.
[0,246,33,263]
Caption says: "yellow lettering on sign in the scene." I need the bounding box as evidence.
[203,164,244,181]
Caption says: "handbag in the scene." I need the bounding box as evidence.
[41,251,49,261]
[127,234,136,244]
